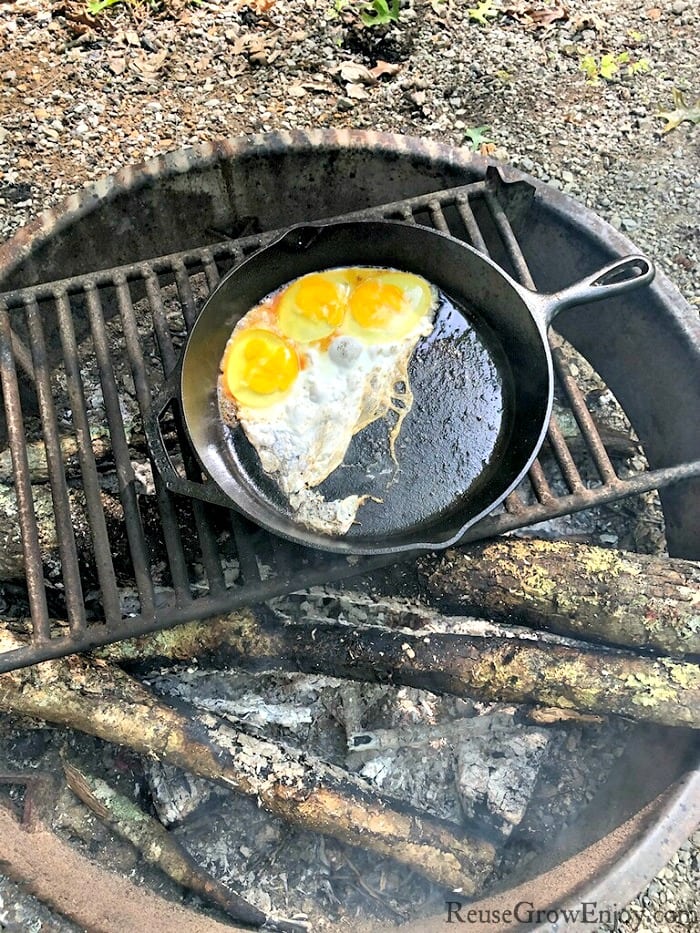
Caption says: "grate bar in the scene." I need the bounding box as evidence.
[140,275,226,596]
[527,458,555,505]
[546,419,585,494]
[55,292,122,623]
[552,340,620,486]
[25,297,86,633]
[428,200,450,233]
[172,259,199,330]
[84,284,156,618]
[0,302,51,642]
[202,251,221,292]
[9,327,35,383]
[231,514,262,585]
[145,273,178,375]
[504,491,527,515]
[114,277,191,606]
[485,190,535,289]
[455,195,488,254]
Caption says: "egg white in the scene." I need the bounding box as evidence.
[218,268,439,535]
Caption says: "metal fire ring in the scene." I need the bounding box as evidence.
[0,130,698,929]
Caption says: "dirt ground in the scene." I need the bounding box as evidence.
[0,1,698,931]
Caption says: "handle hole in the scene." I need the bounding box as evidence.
[595,259,650,287]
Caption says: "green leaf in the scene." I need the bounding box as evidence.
[599,53,619,81]
[468,0,498,27]
[579,54,599,83]
[464,125,493,151]
[87,0,123,12]
[360,0,400,26]
[629,58,650,76]
[657,88,700,134]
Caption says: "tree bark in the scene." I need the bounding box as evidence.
[419,538,700,657]
[0,628,496,894]
[94,607,700,729]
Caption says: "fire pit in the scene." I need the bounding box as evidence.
[0,130,698,930]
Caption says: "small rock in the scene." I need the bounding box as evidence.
[336,97,355,112]
[671,0,688,13]
[248,51,268,67]
[407,90,426,108]
[561,169,575,183]
[621,217,639,231]
[520,156,536,172]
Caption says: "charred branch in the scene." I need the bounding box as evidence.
[96,608,700,729]
[62,757,306,933]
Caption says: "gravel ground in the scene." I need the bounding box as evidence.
[0,0,698,930]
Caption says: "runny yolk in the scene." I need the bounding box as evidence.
[294,274,346,327]
[348,279,406,330]
[277,273,347,343]
[224,328,299,407]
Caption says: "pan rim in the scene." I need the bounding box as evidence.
[179,219,554,554]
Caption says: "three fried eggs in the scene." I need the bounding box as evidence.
[218,267,438,535]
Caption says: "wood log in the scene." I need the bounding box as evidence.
[0,481,126,581]
[0,431,113,484]
[0,629,496,894]
[419,539,700,657]
[94,607,700,728]
[62,758,306,933]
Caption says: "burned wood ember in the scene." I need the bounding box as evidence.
[97,606,700,728]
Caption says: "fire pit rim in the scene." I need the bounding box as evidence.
[0,127,698,927]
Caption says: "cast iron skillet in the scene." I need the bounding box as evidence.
[163,221,654,555]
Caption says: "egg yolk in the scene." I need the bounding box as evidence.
[223,328,299,408]
[278,272,347,343]
[343,272,435,343]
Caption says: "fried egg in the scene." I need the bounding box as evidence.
[218,267,438,535]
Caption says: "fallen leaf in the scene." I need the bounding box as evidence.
[657,88,700,134]
[527,5,568,27]
[228,33,269,56]
[503,4,568,29]
[132,48,169,79]
[334,62,377,86]
[346,83,371,100]
[108,56,127,76]
[236,0,277,12]
[369,60,401,79]
[645,7,662,21]
[468,0,498,26]
[124,30,140,47]
[571,13,605,33]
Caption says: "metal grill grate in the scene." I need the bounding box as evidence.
[1,170,699,673]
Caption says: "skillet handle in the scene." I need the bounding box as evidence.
[144,369,237,509]
[533,255,654,327]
